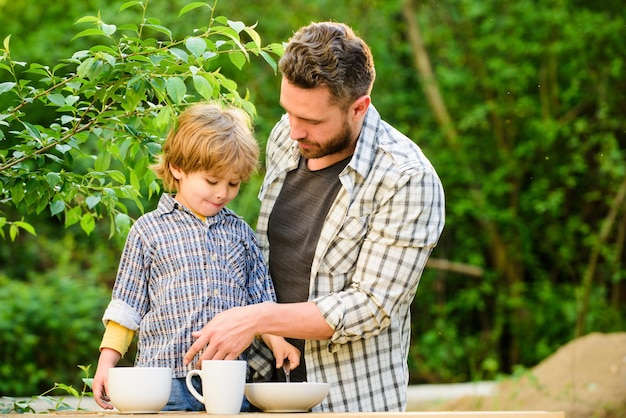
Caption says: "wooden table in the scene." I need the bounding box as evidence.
[17,412,566,417]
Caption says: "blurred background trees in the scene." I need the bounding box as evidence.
[1,0,624,395]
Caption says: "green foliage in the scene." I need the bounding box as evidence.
[0,270,110,395]
[0,365,94,413]
[0,0,282,239]
[406,0,625,381]
[0,0,624,395]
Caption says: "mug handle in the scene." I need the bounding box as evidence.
[185,369,205,404]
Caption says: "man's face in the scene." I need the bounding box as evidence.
[279,78,357,162]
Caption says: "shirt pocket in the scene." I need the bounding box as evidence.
[325,216,368,275]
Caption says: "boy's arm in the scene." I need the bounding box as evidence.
[100,320,136,356]
[260,334,300,370]
[93,321,135,410]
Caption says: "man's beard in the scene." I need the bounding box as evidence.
[296,123,353,160]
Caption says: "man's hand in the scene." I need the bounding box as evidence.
[184,305,259,368]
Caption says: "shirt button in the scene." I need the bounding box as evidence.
[211,254,217,262]
[213,289,219,296]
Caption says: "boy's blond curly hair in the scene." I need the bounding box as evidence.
[151,102,259,192]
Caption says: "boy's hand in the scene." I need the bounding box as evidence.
[262,334,301,370]
[93,348,122,410]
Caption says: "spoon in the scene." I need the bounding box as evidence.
[283,358,291,383]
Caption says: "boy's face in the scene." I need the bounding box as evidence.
[170,166,241,217]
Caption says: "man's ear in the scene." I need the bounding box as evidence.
[352,95,371,120]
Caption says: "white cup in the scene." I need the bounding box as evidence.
[107,367,172,413]
[186,360,247,414]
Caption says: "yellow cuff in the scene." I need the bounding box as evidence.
[100,321,136,357]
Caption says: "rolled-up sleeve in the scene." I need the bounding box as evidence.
[314,166,445,352]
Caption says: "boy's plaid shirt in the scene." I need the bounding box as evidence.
[102,193,275,377]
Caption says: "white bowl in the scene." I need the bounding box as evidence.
[107,367,172,413]
[245,382,330,412]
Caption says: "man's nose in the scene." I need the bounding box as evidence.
[288,118,306,140]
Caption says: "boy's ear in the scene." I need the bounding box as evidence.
[169,164,184,179]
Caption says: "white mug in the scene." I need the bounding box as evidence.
[186,360,247,414]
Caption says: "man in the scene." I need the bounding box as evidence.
[184,21,445,412]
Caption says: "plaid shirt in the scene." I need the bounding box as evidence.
[102,193,275,378]
[253,105,445,412]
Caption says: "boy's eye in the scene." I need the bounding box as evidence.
[229,182,240,187]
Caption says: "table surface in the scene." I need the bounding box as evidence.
[16,412,566,418]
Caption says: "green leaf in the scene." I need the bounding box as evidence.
[107,170,126,184]
[169,47,189,63]
[268,42,285,57]
[80,213,95,236]
[166,77,186,104]
[227,20,246,33]
[155,107,173,132]
[228,51,247,70]
[0,81,16,95]
[47,93,66,107]
[50,200,65,217]
[65,206,82,227]
[259,50,277,73]
[118,23,139,33]
[214,72,238,91]
[119,1,142,12]
[9,224,18,241]
[11,183,25,205]
[101,23,117,36]
[45,172,62,188]
[243,27,262,47]
[74,16,99,24]
[179,2,210,16]
[54,383,80,397]
[239,98,256,118]
[13,221,36,236]
[114,213,132,237]
[142,23,172,40]
[82,58,108,80]
[95,151,111,172]
[22,121,42,141]
[192,75,213,100]
[72,28,107,41]
[86,195,101,209]
[83,377,94,389]
[0,113,10,126]
[60,115,75,125]
[55,144,72,154]
[124,123,139,138]
[185,37,206,58]
[129,170,140,191]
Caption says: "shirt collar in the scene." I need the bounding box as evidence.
[348,104,380,180]
[155,193,236,224]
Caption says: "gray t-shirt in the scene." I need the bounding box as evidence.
[267,155,350,381]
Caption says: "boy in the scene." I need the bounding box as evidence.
[92,102,299,411]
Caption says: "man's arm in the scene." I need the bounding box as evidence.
[183,301,332,367]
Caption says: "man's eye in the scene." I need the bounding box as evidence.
[229,183,240,187]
